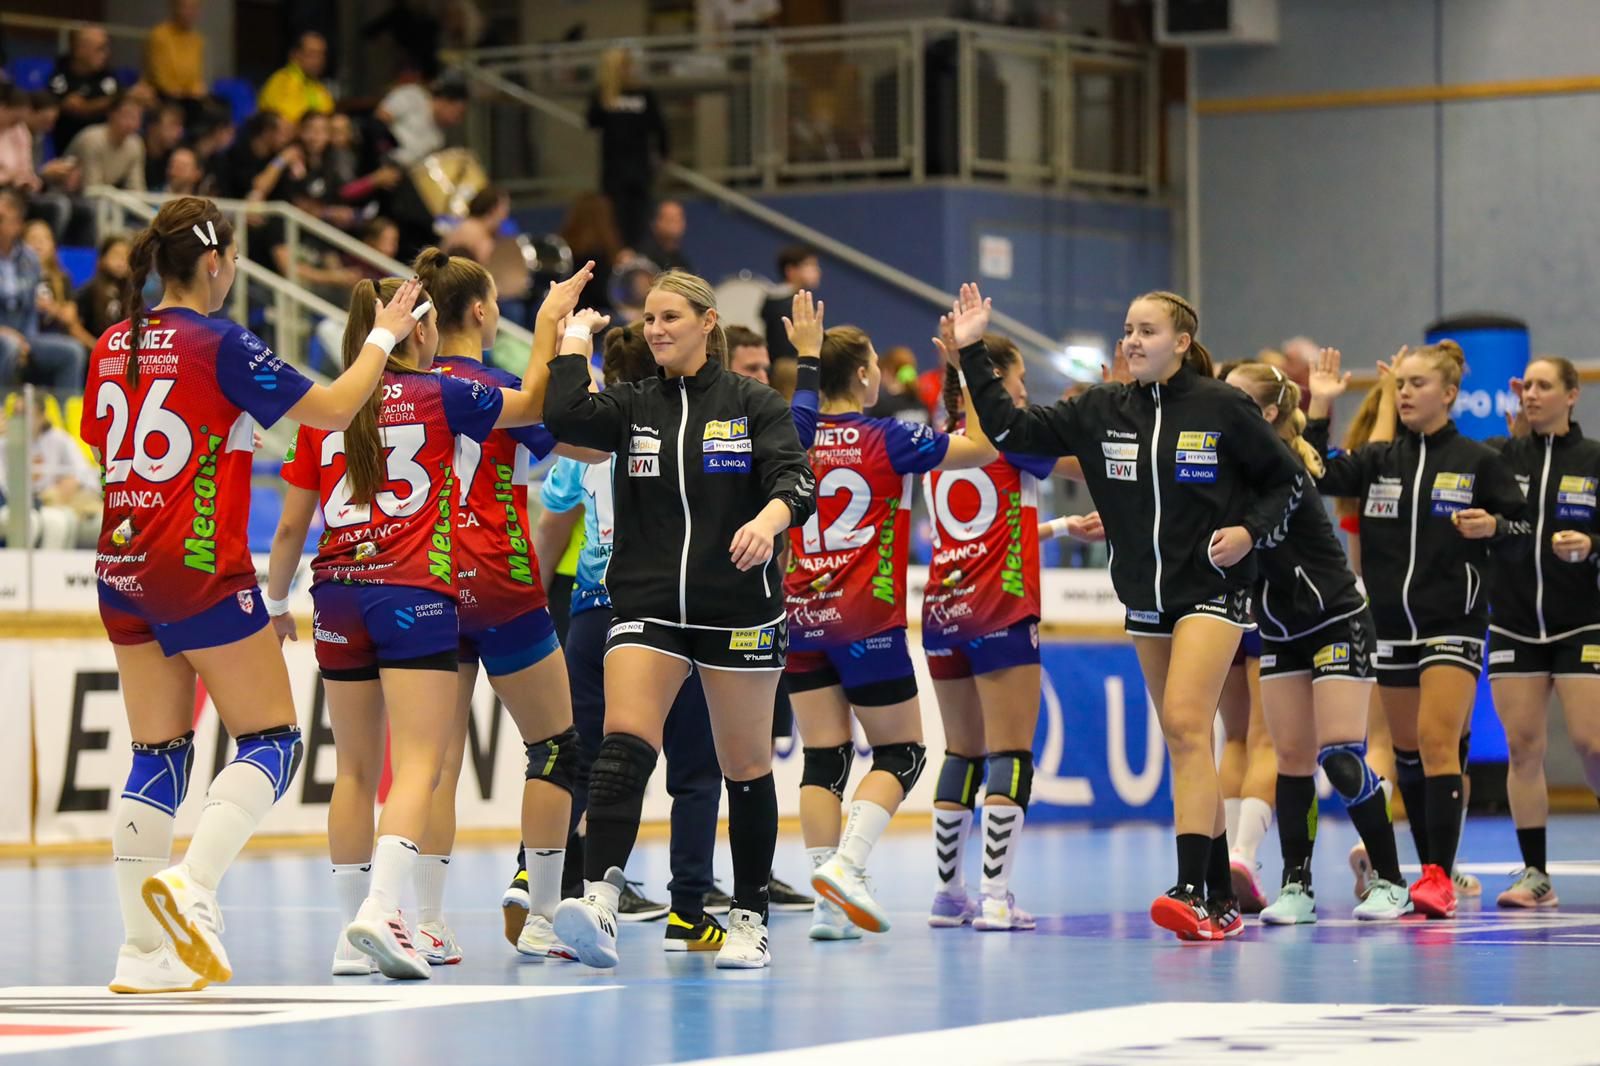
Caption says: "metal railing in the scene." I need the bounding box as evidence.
[0,13,157,80]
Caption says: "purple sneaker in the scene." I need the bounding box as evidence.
[928,889,978,927]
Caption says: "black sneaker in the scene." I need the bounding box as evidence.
[704,883,732,916]
[768,874,814,911]
[618,879,670,922]
[663,910,727,952]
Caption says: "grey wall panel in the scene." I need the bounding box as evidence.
[1442,0,1600,82]
[1197,0,1435,99]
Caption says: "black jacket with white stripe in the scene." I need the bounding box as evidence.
[1254,474,1367,641]
[959,342,1305,615]
[543,352,816,629]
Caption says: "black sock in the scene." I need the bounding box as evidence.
[1394,747,1429,865]
[726,773,778,923]
[1275,774,1318,884]
[1348,790,1405,885]
[561,830,584,899]
[1424,774,1464,873]
[1516,826,1547,873]
[1176,833,1209,892]
[1206,832,1233,900]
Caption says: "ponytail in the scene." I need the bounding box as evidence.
[124,228,159,390]
[122,196,235,391]
[1228,361,1324,477]
[339,277,427,504]
[944,332,1022,427]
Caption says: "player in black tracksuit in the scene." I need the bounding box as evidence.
[1307,341,1527,920]
[541,271,816,971]
[1482,356,1600,909]
[954,285,1305,941]
[1224,361,1413,924]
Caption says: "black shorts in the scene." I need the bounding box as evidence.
[1373,634,1484,688]
[1487,628,1600,679]
[603,617,788,672]
[1260,610,1376,684]
[1125,589,1253,638]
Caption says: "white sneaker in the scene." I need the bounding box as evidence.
[808,897,862,941]
[416,921,464,965]
[345,901,431,980]
[553,895,620,969]
[1349,843,1373,900]
[1354,877,1415,921]
[811,856,890,934]
[141,865,231,984]
[332,933,378,976]
[972,893,1036,932]
[516,914,579,961]
[714,908,771,969]
[108,942,208,994]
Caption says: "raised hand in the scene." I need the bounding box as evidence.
[949,282,992,350]
[1309,347,1352,401]
[571,308,612,334]
[782,289,825,358]
[931,312,960,368]
[537,260,598,324]
[1102,339,1132,385]
[373,276,424,342]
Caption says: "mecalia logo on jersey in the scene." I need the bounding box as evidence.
[183,426,225,574]
[871,497,901,604]
[492,461,534,586]
[1001,489,1026,598]
[427,464,456,583]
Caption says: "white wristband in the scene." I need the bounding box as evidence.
[264,594,291,617]
[1046,517,1071,540]
[366,327,398,355]
[564,323,593,342]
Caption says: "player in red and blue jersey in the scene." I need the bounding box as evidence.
[83,197,426,995]
[265,264,592,980]
[781,294,997,939]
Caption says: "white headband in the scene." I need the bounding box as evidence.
[191,220,218,247]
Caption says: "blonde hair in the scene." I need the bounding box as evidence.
[1404,339,1467,390]
[649,270,726,368]
[1229,361,1324,477]
[1135,290,1212,378]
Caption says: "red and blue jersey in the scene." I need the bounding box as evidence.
[785,411,950,649]
[923,434,1053,647]
[281,368,502,596]
[434,355,557,630]
[81,309,313,622]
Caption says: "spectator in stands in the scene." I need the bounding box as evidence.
[276,111,357,228]
[588,48,667,248]
[0,391,102,548]
[559,191,622,315]
[145,0,208,123]
[189,102,235,168]
[444,185,508,263]
[258,31,335,125]
[0,190,86,387]
[376,74,469,168]
[5,90,79,241]
[327,113,359,188]
[866,345,930,425]
[160,145,204,196]
[26,91,64,163]
[362,0,443,81]
[349,216,399,281]
[65,92,147,192]
[759,244,821,362]
[22,219,97,351]
[49,26,133,150]
[74,232,129,340]
[725,325,770,386]
[636,198,692,273]
[210,110,287,199]
[143,101,186,191]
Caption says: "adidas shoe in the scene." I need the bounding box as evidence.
[769,874,815,911]
[108,942,208,994]
[618,879,669,923]
[1149,884,1208,941]
[1354,877,1414,920]
[1452,867,1482,898]
[553,868,624,968]
[928,889,979,928]
[1198,896,1244,940]
[332,932,378,976]
[416,921,464,965]
[811,856,890,934]
[142,865,232,984]
[809,897,863,941]
[1230,855,1267,914]
[501,868,530,946]
[704,883,732,915]
[1260,882,1317,926]
[345,901,432,980]
[516,914,578,961]
[1496,866,1558,909]
[972,893,1036,932]
[714,908,771,969]
[664,911,727,952]
[1410,863,1457,919]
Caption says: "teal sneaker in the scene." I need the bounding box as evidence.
[1260,881,1318,925]
[1354,877,1414,921]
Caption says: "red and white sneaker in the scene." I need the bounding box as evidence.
[416,921,464,965]
[346,901,432,979]
[1410,863,1458,919]
[1230,856,1267,914]
[1198,897,1244,939]
[1150,885,1208,941]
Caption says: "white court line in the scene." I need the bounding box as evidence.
[1416,860,1600,877]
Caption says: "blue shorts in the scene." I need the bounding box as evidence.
[926,619,1041,681]
[1234,627,1263,664]
[459,606,561,677]
[785,627,919,708]
[99,584,269,656]
[311,583,459,681]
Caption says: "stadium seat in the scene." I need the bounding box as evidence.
[57,247,97,290]
[210,77,258,126]
[7,57,55,91]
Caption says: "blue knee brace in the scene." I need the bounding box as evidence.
[233,725,304,801]
[1318,740,1383,807]
[123,731,196,815]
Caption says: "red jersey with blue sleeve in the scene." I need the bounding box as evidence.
[785,411,950,649]
[81,309,313,622]
[923,437,1054,647]
[280,369,502,595]
[434,355,557,630]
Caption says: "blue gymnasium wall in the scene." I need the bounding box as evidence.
[519,184,1172,370]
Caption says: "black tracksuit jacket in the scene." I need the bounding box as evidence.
[1254,473,1368,642]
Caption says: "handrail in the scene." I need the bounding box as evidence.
[0,13,148,45]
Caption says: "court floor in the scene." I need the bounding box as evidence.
[5,814,1599,1064]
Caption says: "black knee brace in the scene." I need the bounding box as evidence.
[871,741,927,797]
[801,742,855,799]
[984,750,1034,809]
[526,725,583,795]
[588,733,658,810]
[934,752,986,809]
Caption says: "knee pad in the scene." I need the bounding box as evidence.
[1393,747,1424,784]
[526,725,582,795]
[984,750,1034,809]
[870,741,928,797]
[588,733,658,810]
[123,731,196,815]
[801,743,855,799]
[233,725,303,802]
[934,752,986,809]
[1318,741,1382,807]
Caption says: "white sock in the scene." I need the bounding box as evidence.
[526,848,564,919]
[836,801,892,870]
[1224,796,1242,845]
[112,798,175,952]
[1381,778,1395,803]
[182,762,277,891]
[1234,797,1273,865]
[933,808,973,893]
[807,846,835,871]
[979,804,1025,900]
[414,854,450,926]
[332,863,369,922]
[368,835,419,911]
